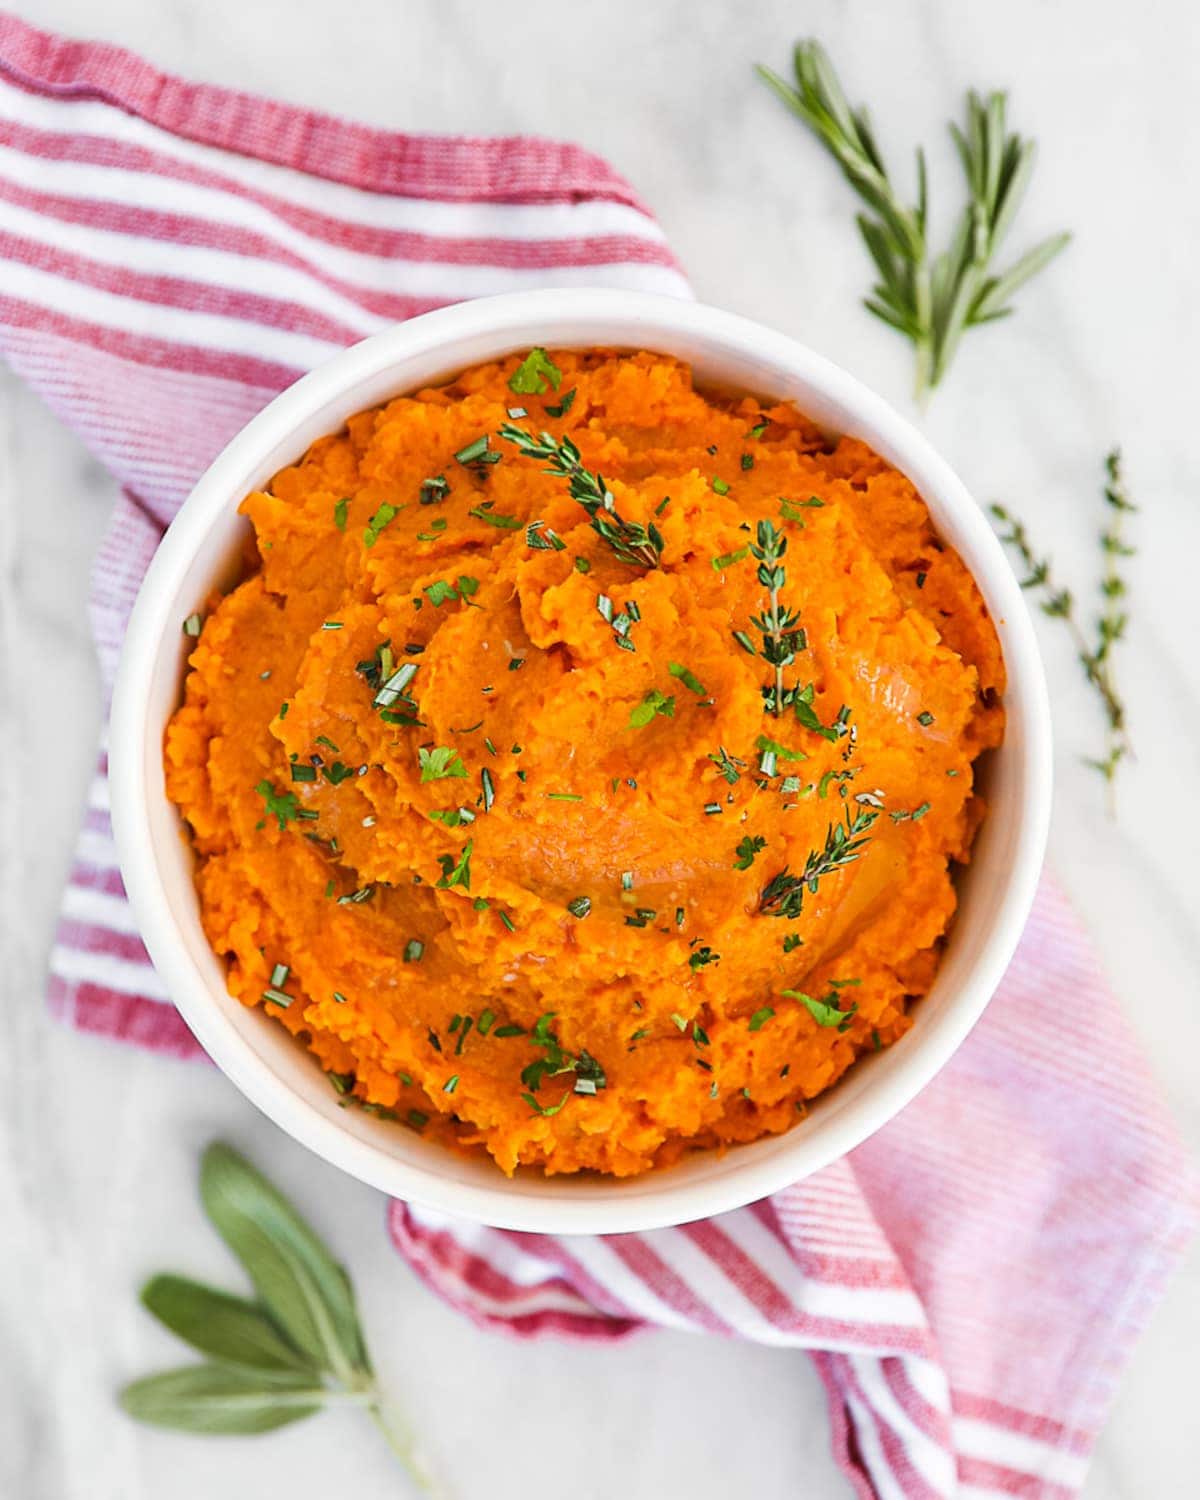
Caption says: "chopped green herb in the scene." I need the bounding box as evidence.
[749,1006,775,1031]
[469,504,522,529]
[713,545,749,571]
[255,781,301,831]
[732,629,757,655]
[712,477,730,496]
[443,1075,459,1094]
[668,661,708,696]
[182,613,203,637]
[454,435,500,469]
[480,766,495,811]
[574,556,591,574]
[436,839,473,891]
[628,688,675,728]
[741,453,755,471]
[332,991,348,1004]
[364,502,400,547]
[566,896,592,919]
[419,746,467,782]
[420,475,451,505]
[546,791,583,802]
[734,835,767,871]
[522,1090,571,1117]
[403,939,424,964]
[545,388,576,418]
[262,987,292,1007]
[688,946,720,971]
[783,987,858,1032]
[782,933,802,954]
[917,711,935,726]
[509,347,563,394]
[289,763,317,784]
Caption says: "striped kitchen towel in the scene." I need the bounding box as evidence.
[1,14,1192,1498]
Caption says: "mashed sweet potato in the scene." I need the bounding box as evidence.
[165,349,1003,1177]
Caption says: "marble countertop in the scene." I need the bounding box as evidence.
[2,1,1197,1495]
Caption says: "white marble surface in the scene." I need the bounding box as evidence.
[2,1,1198,1495]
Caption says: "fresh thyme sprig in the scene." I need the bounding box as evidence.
[119,1144,435,1490]
[991,449,1135,802]
[757,40,1070,400]
[498,422,663,568]
[759,806,878,919]
[747,519,806,716]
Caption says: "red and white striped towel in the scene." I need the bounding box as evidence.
[2,15,1192,1497]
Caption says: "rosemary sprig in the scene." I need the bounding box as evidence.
[498,422,663,568]
[748,519,805,716]
[759,806,878,919]
[757,40,1070,400]
[991,449,1135,802]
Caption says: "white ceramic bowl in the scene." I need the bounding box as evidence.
[110,289,1051,1234]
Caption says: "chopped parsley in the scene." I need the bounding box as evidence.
[255,780,301,830]
[364,502,401,547]
[629,688,675,728]
[419,746,467,782]
[508,347,563,395]
[748,1006,775,1032]
[469,503,522,529]
[734,835,767,871]
[783,986,858,1032]
[545,388,576,418]
[566,896,592,919]
[436,839,473,891]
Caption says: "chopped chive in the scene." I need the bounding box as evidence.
[321,621,343,631]
[574,556,591,574]
[182,613,203,637]
[403,939,424,964]
[498,910,516,932]
[477,1009,496,1036]
[712,477,730,495]
[493,1023,525,1039]
[419,475,451,505]
[546,792,583,802]
[749,1006,774,1031]
[917,711,935,726]
[620,871,634,891]
[443,1075,459,1094]
[269,962,289,987]
[566,896,592,919]
[916,571,927,589]
[655,495,671,516]
[289,763,317,783]
[262,987,292,1007]
[481,767,495,811]
[713,546,749,571]
[332,991,348,1004]
[741,453,755,471]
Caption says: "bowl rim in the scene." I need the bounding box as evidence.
[110,288,1051,1233]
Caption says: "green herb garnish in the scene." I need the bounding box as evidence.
[668,661,708,696]
[750,519,805,716]
[760,806,878,918]
[734,835,767,871]
[182,613,203,637]
[499,423,663,569]
[991,449,1134,804]
[783,986,858,1032]
[118,1144,431,1487]
[418,746,467,783]
[629,688,675,728]
[254,781,301,830]
[364,502,400,547]
[436,840,473,891]
[509,347,563,394]
[757,40,1070,400]
[748,1006,775,1031]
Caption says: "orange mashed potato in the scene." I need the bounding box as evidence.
[166,350,1003,1177]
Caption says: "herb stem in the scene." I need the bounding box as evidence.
[368,1398,439,1495]
[991,448,1134,806]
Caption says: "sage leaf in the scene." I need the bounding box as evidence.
[119,1364,326,1435]
[140,1275,316,1374]
[199,1144,368,1383]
